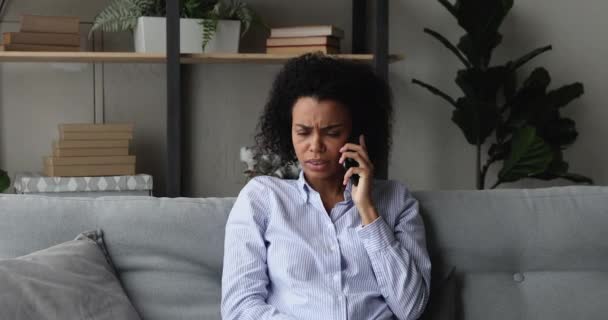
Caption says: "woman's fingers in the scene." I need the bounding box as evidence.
[343,166,367,185]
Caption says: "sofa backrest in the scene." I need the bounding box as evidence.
[415,186,608,320]
[1,185,607,320]
[0,195,232,320]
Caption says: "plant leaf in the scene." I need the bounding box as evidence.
[551,173,593,184]
[0,169,9,193]
[438,0,458,19]
[530,152,593,184]
[509,45,552,70]
[89,0,155,38]
[545,83,584,109]
[411,79,458,108]
[456,66,508,102]
[498,126,553,183]
[200,18,218,50]
[503,68,552,131]
[452,97,499,145]
[457,33,502,69]
[424,28,471,68]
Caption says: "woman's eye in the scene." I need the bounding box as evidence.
[328,132,340,137]
[296,132,308,136]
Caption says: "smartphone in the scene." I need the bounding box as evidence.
[342,133,360,186]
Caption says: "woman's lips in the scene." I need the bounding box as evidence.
[305,160,329,171]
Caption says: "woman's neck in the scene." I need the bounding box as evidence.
[304,172,345,200]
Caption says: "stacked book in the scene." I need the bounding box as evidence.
[266,25,343,55]
[1,14,81,52]
[44,123,136,177]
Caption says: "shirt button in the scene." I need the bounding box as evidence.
[330,245,337,252]
[333,274,340,281]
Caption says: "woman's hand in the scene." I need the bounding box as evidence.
[339,134,379,225]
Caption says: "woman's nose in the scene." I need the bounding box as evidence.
[309,134,325,153]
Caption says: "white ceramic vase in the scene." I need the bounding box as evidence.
[133,17,241,54]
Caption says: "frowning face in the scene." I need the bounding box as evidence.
[291,97,352,182]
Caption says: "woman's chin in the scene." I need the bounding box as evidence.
[304,167,341,181]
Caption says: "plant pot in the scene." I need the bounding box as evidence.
[133,17,241,54]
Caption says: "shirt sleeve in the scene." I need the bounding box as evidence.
[355,185,432,320]
[221,178,297,320]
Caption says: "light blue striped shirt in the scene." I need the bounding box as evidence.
[221,170,431,320]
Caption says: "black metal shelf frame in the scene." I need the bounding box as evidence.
[165,0,389,196]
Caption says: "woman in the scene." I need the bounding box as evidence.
[221,53,431,320]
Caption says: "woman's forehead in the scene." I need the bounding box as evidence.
[292,97,351,123]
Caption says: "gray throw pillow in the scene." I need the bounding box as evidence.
[0,229,141,320]
[419,266,457,320]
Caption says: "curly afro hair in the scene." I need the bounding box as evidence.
[254,53,393,168]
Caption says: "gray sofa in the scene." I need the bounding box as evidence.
[1,185,607,320]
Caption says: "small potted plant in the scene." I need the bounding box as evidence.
[90,0,266,53]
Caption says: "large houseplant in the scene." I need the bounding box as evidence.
[90,0,265,52]
[412,0,592,189]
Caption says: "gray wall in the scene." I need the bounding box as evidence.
[0,0,605,197]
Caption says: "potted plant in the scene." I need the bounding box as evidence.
[90,0,266,53]
[412,0,593,189]
[0,169,9,193]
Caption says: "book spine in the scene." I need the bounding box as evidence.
[60,132,133,140]
[270,27,344,38]
[46,156,136,166]
[266,36,340,47]
[20,15,80,34]
[55,140,130,149]
[2,43,80,52]
[59,123,134,132]
[53,147,129,157]
[267,46,340,54]
[4,32,80,46]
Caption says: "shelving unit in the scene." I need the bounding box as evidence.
[0,52,403,64]
[1,0,393,197]
[164,0,393,197]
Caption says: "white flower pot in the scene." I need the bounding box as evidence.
[134,17,241,54]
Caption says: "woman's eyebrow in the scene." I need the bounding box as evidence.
[294,124,344,130]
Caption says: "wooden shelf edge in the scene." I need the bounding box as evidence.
[0,51,166,63]
[0,51,404,64]
[180,53,404,64]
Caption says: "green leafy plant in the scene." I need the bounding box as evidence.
[90,0,265,50]
[412,0,592,189]
[0,169,9,193]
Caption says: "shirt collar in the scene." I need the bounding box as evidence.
[296,170,353,203]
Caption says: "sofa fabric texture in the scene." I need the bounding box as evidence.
[0,185,607,320]
[0,229,141,320]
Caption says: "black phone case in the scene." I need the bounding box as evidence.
[343,135,360,186]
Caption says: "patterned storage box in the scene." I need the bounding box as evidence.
[13,172,153,197]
